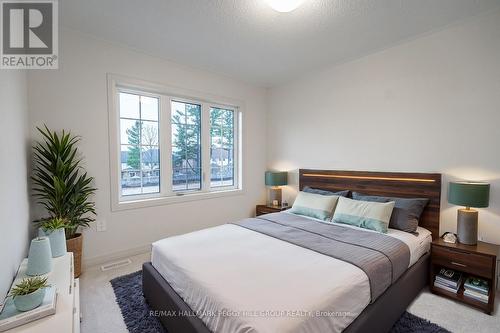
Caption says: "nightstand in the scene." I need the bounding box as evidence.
[255,204,290,217]
[430,238,499,314]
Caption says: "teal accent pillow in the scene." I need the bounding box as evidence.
[352,192,429,234]
[289,191,340,221]
[332,197,395,233]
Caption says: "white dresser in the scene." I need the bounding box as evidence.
[7,253,80,333]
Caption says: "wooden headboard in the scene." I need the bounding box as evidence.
[299,169,442,239]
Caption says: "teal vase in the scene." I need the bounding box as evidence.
[26,237,52,276]
[38,228,67,258]
[13,288,46,311]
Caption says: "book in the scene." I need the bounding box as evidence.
[464,288,489,300]
[464,285,489,295]
[436,268,462,287]
[435,276,461,288]
[464,289,489,303]
[434,281,459,294]
[0,287,57,332]
[464,277,489,294]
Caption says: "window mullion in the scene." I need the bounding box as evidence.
[138,97,144,193]
[201,103,211,192]
[235,109,241,190]
[161,96,173,196]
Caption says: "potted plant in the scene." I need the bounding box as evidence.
[9,277,49,312]
[38,218,68,258]
[32,125,96,277]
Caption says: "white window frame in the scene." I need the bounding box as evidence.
[108,74,244,211]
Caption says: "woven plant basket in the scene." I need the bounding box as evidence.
[66,233,83,277]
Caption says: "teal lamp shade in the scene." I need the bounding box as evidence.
[448,182,490,208]
[265,171,288,186]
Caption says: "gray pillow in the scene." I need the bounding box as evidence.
[351,192,429,234]
[303,186,349,197]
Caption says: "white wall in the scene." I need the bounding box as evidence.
[0,72,30,303]
[28,28,268,266]
[268,11,500,244]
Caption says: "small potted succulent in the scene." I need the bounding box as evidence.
[38,218,68,258]
[9,277,49,312]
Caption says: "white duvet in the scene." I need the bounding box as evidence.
[151,219,431,333]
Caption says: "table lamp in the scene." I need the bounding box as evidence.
[448,181,490,245]
[265,171,288,207]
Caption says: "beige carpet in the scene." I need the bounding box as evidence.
[80,253,150,333]
[80,252,499,333]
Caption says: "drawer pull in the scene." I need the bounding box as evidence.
[451,261,467,267]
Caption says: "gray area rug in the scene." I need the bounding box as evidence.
[111,270,450,333]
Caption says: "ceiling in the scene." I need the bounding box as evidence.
[61,0,500,87]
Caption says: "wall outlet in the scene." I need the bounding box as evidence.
[96,219,107,232]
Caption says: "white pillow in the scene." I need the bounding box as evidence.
[289,191,340,221]
[332,196,395,233]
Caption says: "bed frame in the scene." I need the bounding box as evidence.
[143,169,442,333]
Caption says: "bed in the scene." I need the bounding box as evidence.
[143,169,442,333]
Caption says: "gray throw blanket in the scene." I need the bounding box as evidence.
[232,212,410,302]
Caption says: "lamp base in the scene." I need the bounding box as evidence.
[268,187,282,206]
[457,208,478,245]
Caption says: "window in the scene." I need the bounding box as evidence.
[210,107,234,188]
[171,101,202,191]
[119,92,160,196]
[109,76,241,209]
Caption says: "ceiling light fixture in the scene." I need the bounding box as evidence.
[267,0,305,13]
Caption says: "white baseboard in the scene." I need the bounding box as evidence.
[82,244,151,269]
